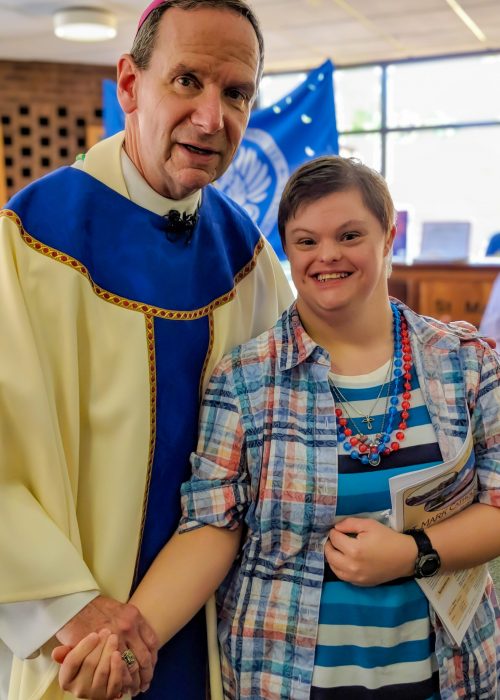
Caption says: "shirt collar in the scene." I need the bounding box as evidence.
[120,148,201,217]
[278,298,477,373]
[278,303,330,372]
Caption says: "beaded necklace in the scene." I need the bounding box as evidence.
[329,302,413,467]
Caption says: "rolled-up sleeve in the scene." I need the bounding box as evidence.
[179,361,250,533]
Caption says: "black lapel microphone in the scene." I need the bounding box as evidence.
[162,209,199,244]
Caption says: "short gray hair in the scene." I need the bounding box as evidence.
[131,0,264,84]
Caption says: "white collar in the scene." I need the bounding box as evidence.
[120,148,201,217]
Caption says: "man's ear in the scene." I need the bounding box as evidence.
[117,54,139,115]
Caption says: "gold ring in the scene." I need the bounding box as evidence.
[121,649,136,668]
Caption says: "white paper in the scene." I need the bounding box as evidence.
[389,425,487,645]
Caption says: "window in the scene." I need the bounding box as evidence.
[259,52,500,262]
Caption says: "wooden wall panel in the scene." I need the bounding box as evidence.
[389,263,500,326]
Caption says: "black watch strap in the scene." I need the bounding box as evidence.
[404,528,441,578]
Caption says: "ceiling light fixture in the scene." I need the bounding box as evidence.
[53,6,117,42]
[445,0,487,42]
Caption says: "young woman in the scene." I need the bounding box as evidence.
[56,157,500,699]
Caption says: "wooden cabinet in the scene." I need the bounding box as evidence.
[388,262,500,326]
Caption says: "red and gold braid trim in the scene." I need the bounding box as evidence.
[2,209,265,320]
[133,314,157,583]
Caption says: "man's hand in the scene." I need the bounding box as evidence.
[448,320,496,349]
[325,517,416,586]
[55,595,159,694]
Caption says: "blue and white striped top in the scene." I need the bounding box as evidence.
[310,361,442,700]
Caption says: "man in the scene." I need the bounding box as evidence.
[0,2,293,699]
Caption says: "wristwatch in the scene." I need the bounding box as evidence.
[404,528,441,578]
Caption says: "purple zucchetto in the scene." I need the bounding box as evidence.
[137,0,167,32]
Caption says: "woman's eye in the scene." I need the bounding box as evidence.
[342,231,359,241]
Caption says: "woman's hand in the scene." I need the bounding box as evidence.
[325,517,417,586]
[52,629,130,699]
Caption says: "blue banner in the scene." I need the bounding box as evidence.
[103,79,125,136]
[102,60,338,259]
[217,59,338,258]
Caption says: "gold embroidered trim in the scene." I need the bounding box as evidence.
[133,315,157,584]
[199,311,215,399]
[3,209,265,319]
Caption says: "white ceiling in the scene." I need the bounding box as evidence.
[0,0,499,71]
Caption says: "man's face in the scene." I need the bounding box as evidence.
[118,7,260,200]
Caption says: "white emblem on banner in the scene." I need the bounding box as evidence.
[216,128,289,237]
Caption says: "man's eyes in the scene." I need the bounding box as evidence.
[225,88,250,103]
[177,75,197,88]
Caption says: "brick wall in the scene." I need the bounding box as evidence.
[0,60,116,201]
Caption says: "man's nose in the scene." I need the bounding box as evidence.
[191,89,224,134]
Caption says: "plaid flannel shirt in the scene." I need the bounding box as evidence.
[180,301,500,699]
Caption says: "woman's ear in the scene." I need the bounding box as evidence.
[117,54,139,115]
[384,224,397,256]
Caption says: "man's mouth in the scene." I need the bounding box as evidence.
[182,143,218,156]
[316,272,351,282]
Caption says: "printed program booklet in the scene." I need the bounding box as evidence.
[389,425,487,645]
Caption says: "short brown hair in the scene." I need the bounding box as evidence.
[277,156,396,248]
[130,0,264,84]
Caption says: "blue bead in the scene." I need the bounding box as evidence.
[351,450,359,459]
[383,434,391,443]
[361,455,369,464]
[390,396,399,405]
[343,441,352,451]
[394,359,402,367]
[389,406,397,415]
[394,368,402,377]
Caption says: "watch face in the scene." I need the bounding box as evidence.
[417,553,440,577]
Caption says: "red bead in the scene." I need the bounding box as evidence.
[349,437,359,446]
[391,442,400,451]
[403,363,411,370]
[396,431,405,441]
[383,448,391,455]
[339,417,348,426]
[359,444,368,453]
[401,410,409,419]
[404,372,411,380]
[401,400,410,409]
[344,428,352,436]
[335,408,343,417]
[403,353,411,361]
[404,382,411,390]
[370,446,378,453]
[399,422,407,430]
[403,391,411,400]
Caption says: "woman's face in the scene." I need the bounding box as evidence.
[284,187,395,325]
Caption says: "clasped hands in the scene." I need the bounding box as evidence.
[53,520,416,698]
[52,595,159,699]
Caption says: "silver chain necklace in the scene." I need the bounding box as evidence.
[329,358,393,432]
